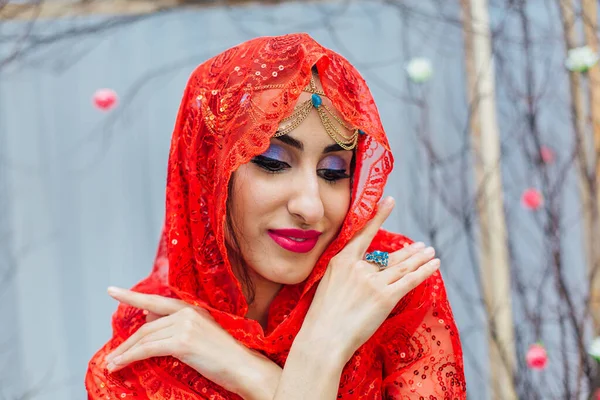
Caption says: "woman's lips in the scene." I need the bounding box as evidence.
[267,229,322,253]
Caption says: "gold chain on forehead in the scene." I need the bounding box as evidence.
[253,74,363,150]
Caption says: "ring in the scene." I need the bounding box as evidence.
[365,250,389,270]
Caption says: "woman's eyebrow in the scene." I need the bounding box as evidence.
[274,134,303,150]
[323,143,344,154]
[273,134,347,154]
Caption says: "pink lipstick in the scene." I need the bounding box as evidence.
[267,229,322,253]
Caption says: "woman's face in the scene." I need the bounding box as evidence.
[228,91,354,287]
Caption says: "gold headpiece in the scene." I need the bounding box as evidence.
[254,74,363,150]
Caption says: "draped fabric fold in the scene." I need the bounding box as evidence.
[86,33,466,399]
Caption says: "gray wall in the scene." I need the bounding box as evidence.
[1,1,585,398]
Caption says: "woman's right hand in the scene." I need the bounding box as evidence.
[299,196,440,365]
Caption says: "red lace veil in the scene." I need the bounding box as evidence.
[86,34,466,399]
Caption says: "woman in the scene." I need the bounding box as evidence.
[86,33,466,399]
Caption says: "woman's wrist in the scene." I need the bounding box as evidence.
[294,321,356,368]
[228,325,350,400]
[271,329,346,399]
[295,323,352,367]
[233,346,283,400]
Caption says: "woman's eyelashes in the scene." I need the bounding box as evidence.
[317,168,350,182]
[318,156,350,183]
[251,155,290,173]
[251,154,350,183]
[250,144,291,173]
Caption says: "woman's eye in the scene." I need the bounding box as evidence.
[251,155,290,173]
[318,169,350,182]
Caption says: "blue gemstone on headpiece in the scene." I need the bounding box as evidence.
[358,129,366,135]
[311,93,322,108]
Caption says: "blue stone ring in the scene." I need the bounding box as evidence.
[365,250,389,270]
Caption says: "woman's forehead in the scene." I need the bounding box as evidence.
[278,85,355,148]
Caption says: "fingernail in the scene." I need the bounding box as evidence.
[411,242,425,250]
[430,259,441,268]
[423,247,435,256]
[107,286,118,294]
[112,355,122,365]
[382,196,395,207]
[107,286,123,296]
[106,362,115,371]
[105,353,114,363]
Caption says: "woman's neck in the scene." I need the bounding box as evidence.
[229,257,282,331]
[244,271,283,331]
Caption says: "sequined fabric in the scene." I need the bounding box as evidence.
[86,34,466,399]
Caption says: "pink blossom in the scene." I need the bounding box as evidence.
[93,88,118,111]
[526,343,548,370]
[540,146,555,164]
[522,188,544,210]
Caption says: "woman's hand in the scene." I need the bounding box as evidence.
[104,288,282,400]
[299,197,440,365]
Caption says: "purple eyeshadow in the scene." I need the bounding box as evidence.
[259,143,347,170]
[321,156,347,170]
[260,144,287,161]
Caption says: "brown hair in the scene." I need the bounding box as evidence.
[225,175,257,305]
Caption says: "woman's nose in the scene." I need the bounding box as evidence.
[286,171,325,226]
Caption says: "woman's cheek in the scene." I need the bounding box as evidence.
[239,165,277,203]
[325,185,352,229]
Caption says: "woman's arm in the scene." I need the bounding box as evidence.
[271,198,439,399]
[103,288,284,400]
[233,346,281,400]
[101,288,344,400]
[272,328,346,399]
[238,327,347,400]
[234,327,346,400]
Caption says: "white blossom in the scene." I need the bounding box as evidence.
[589,336,600,361]
[406,58,433,83]
[565,46,599,72]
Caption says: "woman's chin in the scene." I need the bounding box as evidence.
[264,263,315,286]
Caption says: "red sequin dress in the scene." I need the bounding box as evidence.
[86,33,466,399]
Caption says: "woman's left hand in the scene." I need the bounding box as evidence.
[104,287,281,400]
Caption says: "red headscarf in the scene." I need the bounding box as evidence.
[86,33,466,399]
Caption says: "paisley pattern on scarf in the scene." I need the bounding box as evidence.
[86,34,466,399]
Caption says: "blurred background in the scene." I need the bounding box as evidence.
[2,0,600,399]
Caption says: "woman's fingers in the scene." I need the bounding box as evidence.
[105,289,204,367]
[107,327,175,372]
[344,197,395,258]
[107,287,185,316]
[145,310,161,323]
[379,246,436,283]
[387,257,441,301]
[386,241,425,267]
[107,337,172,372]
[105,314,173,364]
